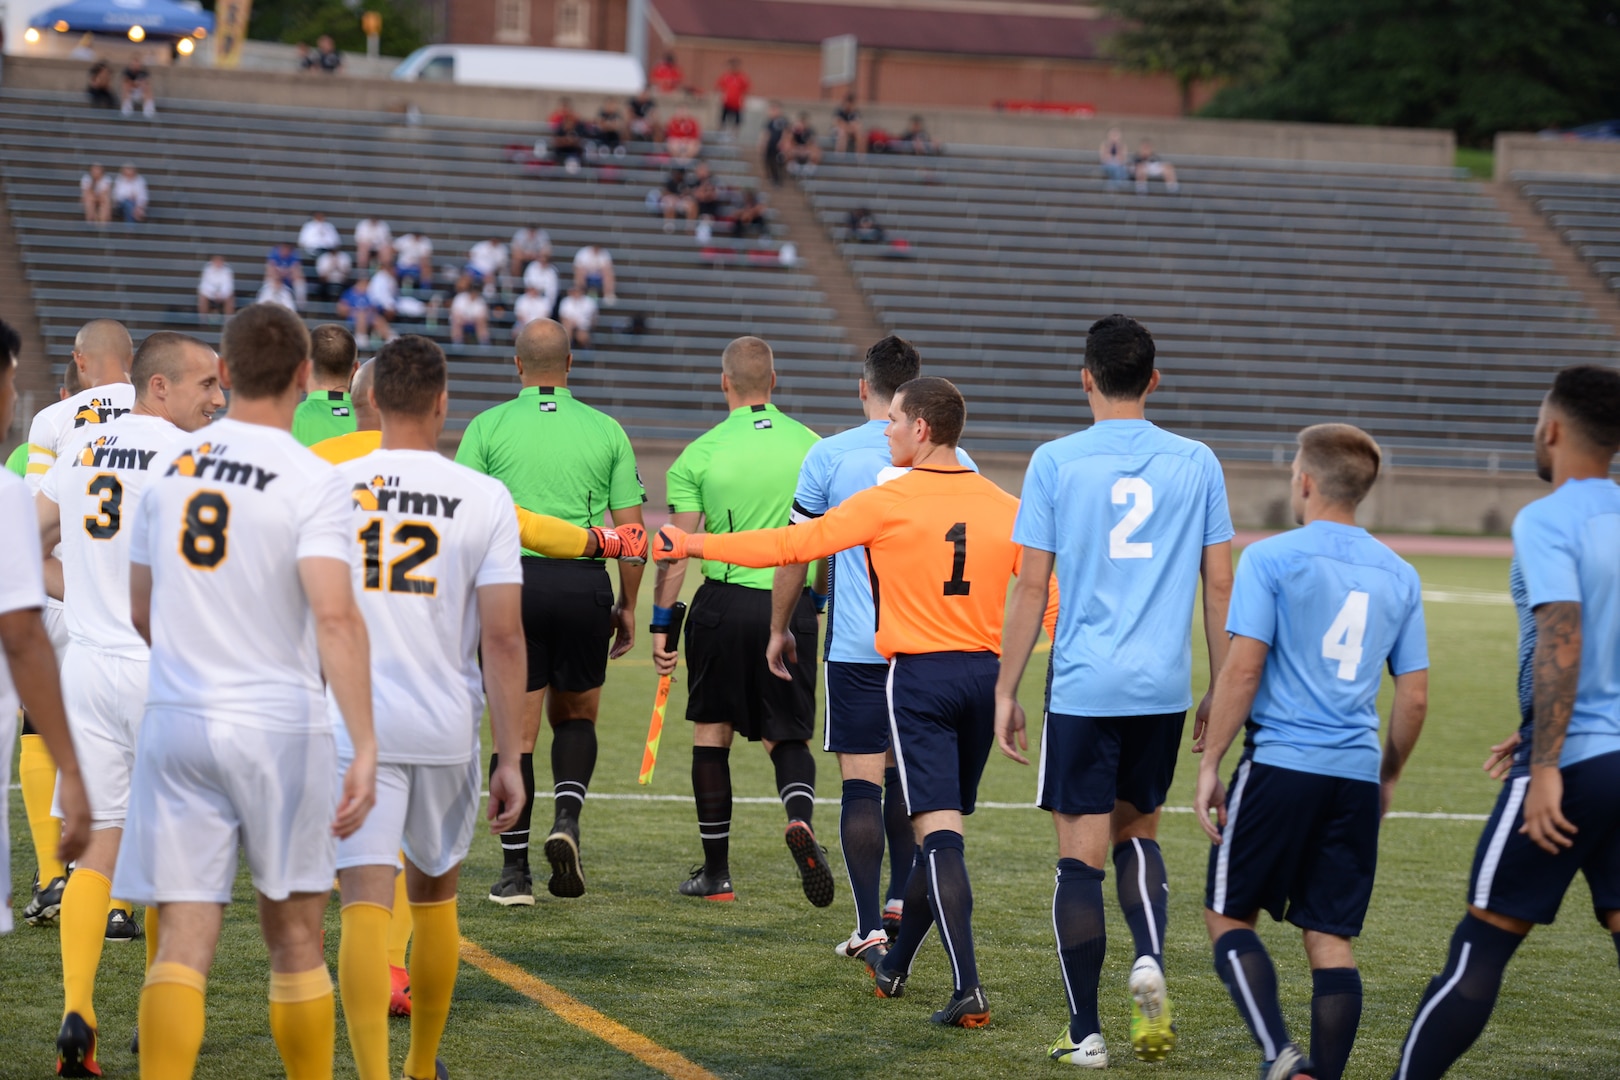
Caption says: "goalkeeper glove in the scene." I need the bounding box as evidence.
[653,524,693,561]
[590,523,648,564]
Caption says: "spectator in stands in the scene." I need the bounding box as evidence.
[315,247,353,302]
[897,116,939,155]
[833,94,864,154]
[666,101,703,162]
[295,42,314,71]
[69,34,98,61]
[339,273,389,346]
[256,277,299,311]
[550,98,587,169]
[305,35,343,75]
[513,282,553,338]
[847,207,886,243]
[629,88,660,141]
[266,242,306,307]
[367,264,402,322]
[787,113,822,177]
[596,101,628,154]
[572,243,616,301]
[394,230,432,289]
[354,215,393,270]
[80,163,112,223]
[86,61,116,109]
[558,284,599,348]
[761,101,790,186]
[522,252,561,315]
[466,235,508,294]
[1100,127,1130,189]
[113,164,149,223]
[196,255,236,318]
[121,54,156,119]
[716,58,750,134]
[732,188,767,238]
[689,163,725,221]
[661,166,697,231]
[510,226,552,276]
[449,281,490,345]
[298,211,340,258]
[651,52,684,94]
[1133,139,1179,193]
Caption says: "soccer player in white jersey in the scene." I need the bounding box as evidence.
[34,331,225,1076]
[996,314,1235,1067]
[1194,424,1428,1080]
[331,335,527,1080]
[21,318,134,927]
[115,303,377,1080]
[1392,367,1620,1080]
[0,319,91,936]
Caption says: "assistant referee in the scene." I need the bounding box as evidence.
[650,336,832,907]
[456,318,646,906]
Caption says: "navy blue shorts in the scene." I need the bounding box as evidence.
[887,651,999,816]
[1467,749,1620,926]
[824,661,891,755]
[1204,756,1381,937]
[1038,710,1186,816]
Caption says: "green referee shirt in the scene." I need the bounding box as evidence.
[456,385,644,557]
[5,443,26,477]
[667,402,819,590]
[292,390,357,447]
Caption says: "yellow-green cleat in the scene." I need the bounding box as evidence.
[1128,956,1177,1062]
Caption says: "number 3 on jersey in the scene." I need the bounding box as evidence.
[1110,477,1153,559]
[1322,590,1370,680]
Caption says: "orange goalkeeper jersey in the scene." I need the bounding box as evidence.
[704,465,1047,658]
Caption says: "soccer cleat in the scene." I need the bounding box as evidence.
[1128,955,1176,1062]
[1049,1031,1109,1068]
[930,985,990,1028]
[866,951,907,999]
[881,899,903,941]
[1260,1044,1313,1080]
[486,866,535,907]
[544,829,586,899]
[405,1059,449,1080]
[677,866,735,901]
[833,928,888,960]
[784,820,835,908]
[25,874,68,926]
[56,1012,101,1077]
[105,909,143,942]
[389,964,412,1017]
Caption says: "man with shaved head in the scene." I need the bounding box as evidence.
[650,336,831,906]
[311,359,382,465]
[456,318,647,906]
[20,318,136,929]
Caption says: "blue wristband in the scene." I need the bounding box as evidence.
[651,604,673,630]
[809,588,828,614]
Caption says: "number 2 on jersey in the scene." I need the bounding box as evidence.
[1322,590,1370,680]
[359,519,440,595]
[1109,477,1153,559]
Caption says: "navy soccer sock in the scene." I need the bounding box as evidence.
[880,847,934,978]
[1309,967,1362,1080]
[550,719,596,830]
[1613,931,1620,971]
[1053,858,1107,1041]
[770,740,816,826]
[922,831,978,994]
[1113,837,1169,970]
[493,752,535,871]
[1213,928,1292,1064]
[839,779,885,938]
[1392,914,1524,1080]
[883,767,912,904]
[691,746,732,877]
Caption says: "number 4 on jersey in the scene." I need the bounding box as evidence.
[1322,590,1370,680]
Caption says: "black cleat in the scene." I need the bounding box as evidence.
[404,1058,448,1080]
[487,866,535,907]
[930,985,991,1028]
[677,865,735,901]
[867,950,907,999]
[56,1012,101,1076]
[105,909,143,942]
[784,820,835,908]
[544,829,586,899]
[881,900,903,942]
[129,1028,138,1055]
[25,873,68,926]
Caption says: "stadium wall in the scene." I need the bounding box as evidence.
[1495,134,1620,181]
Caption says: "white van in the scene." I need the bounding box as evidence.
[392,45,644,95]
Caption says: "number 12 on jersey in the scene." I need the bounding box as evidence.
[1322,590,1370,680]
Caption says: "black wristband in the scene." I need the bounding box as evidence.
[649,623,671,635]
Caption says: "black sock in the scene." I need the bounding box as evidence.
[1054,858,1107,1041]
[770,740,816,825]
[1113,837,1169,970]
[1393,914,1523,1080]
[1309,967,1362,1080]
[880,847,932,978]
[550,719,596,830]
[691,746,732,877]
[1214,928,1291,1065]
[922,830,978,994]
[492,752,535,870]
[1613,931,1620,971]
[840,779,885,937]
[883,766,911,904]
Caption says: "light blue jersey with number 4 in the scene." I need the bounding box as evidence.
[1014,419,1234,716]
[1227,521,1428,784]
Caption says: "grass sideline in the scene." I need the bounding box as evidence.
[5,553,1620,1079]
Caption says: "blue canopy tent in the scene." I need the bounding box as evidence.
[30,0,213,39]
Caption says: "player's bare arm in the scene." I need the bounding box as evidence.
[609,503,646,659]
[766,562,808,682]
[993,546,1055,766]
[0,607,90,862]
[651,510,703,676]
[1380,669,1430,816]
[300,554,377,839]
[479,581,529,834]
[1194,634,1268,844]
[1194,541,1235,745]
[1522,599,1582,853]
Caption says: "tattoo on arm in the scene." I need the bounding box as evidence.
[1531,601,1583,769]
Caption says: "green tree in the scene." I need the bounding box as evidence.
[1202,0,1620,144]
[1099,0,1288,115]
[200,0,432,57]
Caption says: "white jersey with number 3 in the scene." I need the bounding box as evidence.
[330,449,522,765]
[131,418,354,732]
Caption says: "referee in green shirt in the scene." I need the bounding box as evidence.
[651,336,832,907]
[457,318,646,906]
[291,324,359,446]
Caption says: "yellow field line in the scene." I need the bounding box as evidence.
[458,938,721,1080]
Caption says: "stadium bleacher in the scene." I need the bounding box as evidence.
[1516,171,1620,294]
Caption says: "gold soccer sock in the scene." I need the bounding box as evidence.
[60,867,112,1028]
[19,734,66,881]
[387,871,413,969]
[110,898,133,916]
[338,902,392,1080]
[269,966,336,1080]
[140,962,206,1080]
[403,899,459,1080]
[144,905,160,973]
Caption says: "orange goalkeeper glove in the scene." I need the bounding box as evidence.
[653,524,693,561]
[590,523,648,564]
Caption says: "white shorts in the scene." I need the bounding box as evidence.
[43,603,69,667]
[336,756,481,878]
[1143,161,1166,178]
[113,710,338,905]
[54,645,146,829]
[0,702,15,934]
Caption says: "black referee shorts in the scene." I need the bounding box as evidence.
[520,557,615,694]
[684,579,818,742]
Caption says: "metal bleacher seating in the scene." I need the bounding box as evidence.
[0,89,854,440]
[1516,171,1620,294]
[805,146,1620,469]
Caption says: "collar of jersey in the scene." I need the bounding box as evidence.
[520,385,574,399]
[319,390,350,401]
[730,402,780,417]
[1306,519,1368,536]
